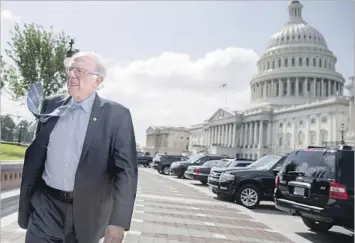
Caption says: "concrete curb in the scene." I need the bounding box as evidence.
[141,168,313,243]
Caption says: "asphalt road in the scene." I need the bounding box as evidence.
[1,195,19,218]
[156,168,355,243]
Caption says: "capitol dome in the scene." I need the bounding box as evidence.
[250,0,345,106]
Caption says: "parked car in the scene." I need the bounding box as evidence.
[208,158,255,193]
[137,152,153,167]
[170,154,229,178]
[185,158,254,185]
[151,154,188,175]
[184,160,223,184]
[211,155,287,209]
[274,146,354,233]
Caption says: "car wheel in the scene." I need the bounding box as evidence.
[301,217,333,232]
[158,170,163,174]
[236,184,261,209]
[200,180,207,185]
[162,166,170,175]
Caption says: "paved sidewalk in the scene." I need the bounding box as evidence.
[1,168,294,243]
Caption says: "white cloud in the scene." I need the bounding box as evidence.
[2,47,258,146]
[98,47,258,145]
[1,9,20,23]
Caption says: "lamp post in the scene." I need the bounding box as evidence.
[64,39,80,66]
[340,123,345,145]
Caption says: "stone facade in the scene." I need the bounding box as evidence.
[189,1,353,158]
[145,126,190,155]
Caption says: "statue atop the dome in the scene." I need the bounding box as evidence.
[288,0,304,24]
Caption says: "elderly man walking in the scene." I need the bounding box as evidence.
[18,51,138,243]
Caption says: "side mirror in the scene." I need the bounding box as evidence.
[272,167,281,175]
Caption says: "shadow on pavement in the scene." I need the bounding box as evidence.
[296,230,354,243]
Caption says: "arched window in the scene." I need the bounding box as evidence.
[309,131,316,145]
[298,131,305,145]
[286,133,292,148]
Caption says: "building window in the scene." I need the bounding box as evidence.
[279,136,283,146]
[267,62,270,70]
[291,58,295,67]
[291,81,295,95]
[299,57,302,66]
[321,130,328,145]
[286,133,292,148]
[310,118,316,124]
[278,59,281,68]
[298,131,305,145]
[287,122,292,127]
[299,81,303,95]
[321,117,328,123]
[324,60,327,69]
[313,58,316,67]
[306,57,309,66]
[309,131,316,145]
[272,60,275,69]
[279,123,283,128]
[285,58,288,67]
[319,59,322,68]
[299,120,303,126]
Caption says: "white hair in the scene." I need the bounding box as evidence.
[70,51,107,80]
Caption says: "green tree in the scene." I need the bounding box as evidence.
[0,114,16,142]
[14,119,33,143]
[3,23,71,99]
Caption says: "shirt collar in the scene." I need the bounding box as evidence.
[70,92,96,113]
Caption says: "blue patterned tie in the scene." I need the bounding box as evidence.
[26,82,79,122]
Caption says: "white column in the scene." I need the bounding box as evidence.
[316,114,321,145]
[327,80,331,96]
[267,121,272,148]
[287,78,291,96]
[221,125,225,145]
[232,124,237,147]
[217,126,221,145]
[228,124,234,147]
[304,78,308,96]
[248,123,253,147]
[239,124,244,147]
[328,112,333,144]
[258,121,264,148]
[305,117,309,145]
[313,78,317,97]
[244,123,249,148]
[253,122,258,147]
[225,124,229,145]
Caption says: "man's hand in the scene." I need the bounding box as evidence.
[103,225,125,243]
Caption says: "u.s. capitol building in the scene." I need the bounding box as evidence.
[189,1,354,159]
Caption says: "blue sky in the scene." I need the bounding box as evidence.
[1,1,354,145]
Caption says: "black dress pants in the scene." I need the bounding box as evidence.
[25,189,78,243]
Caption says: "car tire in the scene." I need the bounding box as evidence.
[235,184,261,209]
[200,180,207,185]
[162,166,170,175]
[301,217,333,232]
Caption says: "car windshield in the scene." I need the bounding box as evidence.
[202,160,218,167]
[214,160,229,167]
[186,155,203,163]
[247,155,281,170]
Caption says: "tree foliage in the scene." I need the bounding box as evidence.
[15,119,33,143]
[3,23,71,99]
[1,114,16,141]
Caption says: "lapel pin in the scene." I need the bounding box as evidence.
[93,117,97,121]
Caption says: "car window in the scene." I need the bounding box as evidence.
[247,155,282,170]
[202,160,218,167]
[282,151,336,179]
[338,151,354,189]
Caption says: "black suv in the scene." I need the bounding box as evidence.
[213,155,286,209]
[151,155,187,175]
[274,146,354,233]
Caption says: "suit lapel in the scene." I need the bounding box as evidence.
[78,94,105,165]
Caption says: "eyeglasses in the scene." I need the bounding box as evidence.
[67,66,100,77]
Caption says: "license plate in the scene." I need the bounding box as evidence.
[293,187,305,196]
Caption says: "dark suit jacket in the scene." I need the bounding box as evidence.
[18,93,138,243]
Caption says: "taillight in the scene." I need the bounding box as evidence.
[329,182,349,200]
[275,175,280,189]
[194,168,200,174]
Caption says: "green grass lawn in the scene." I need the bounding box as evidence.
[0,143,27,161]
